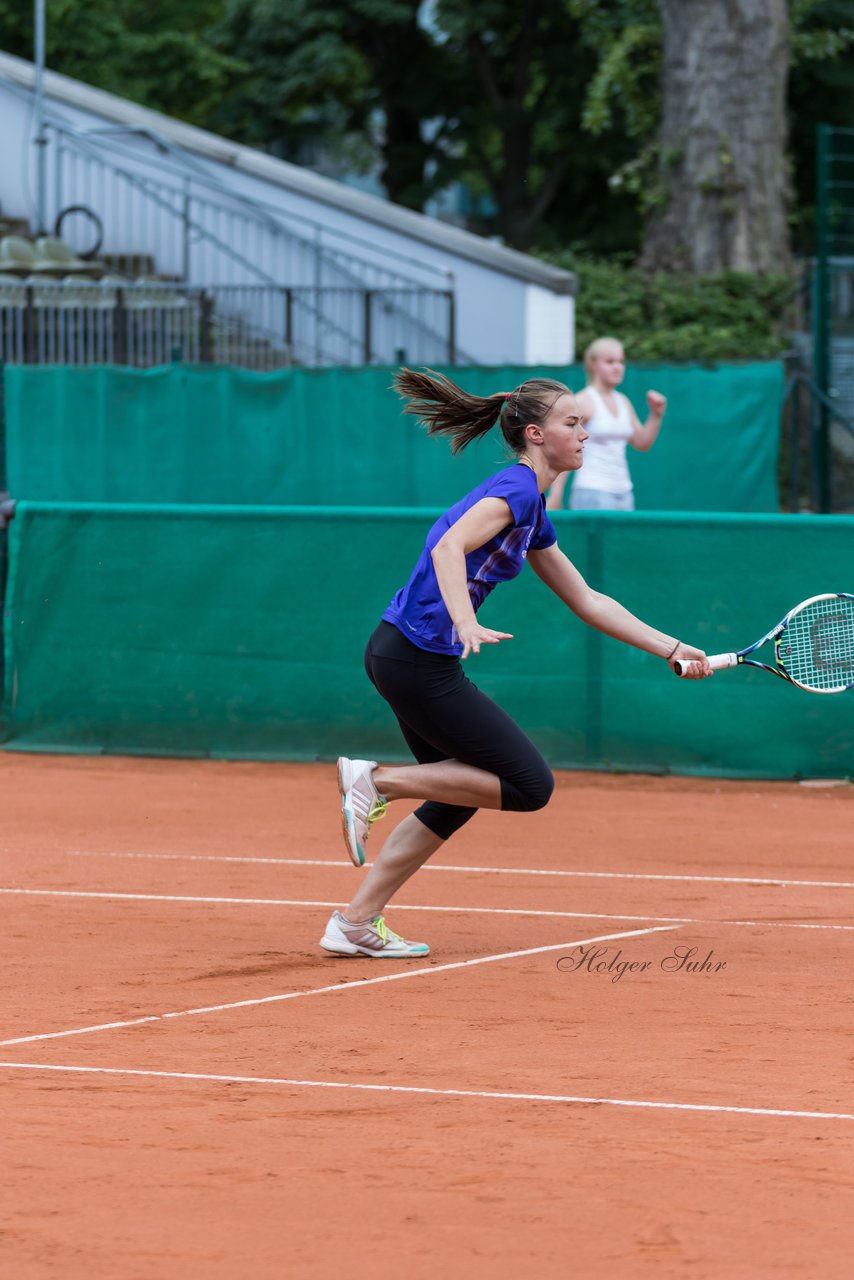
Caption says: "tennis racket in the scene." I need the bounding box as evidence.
[674,593,854,693]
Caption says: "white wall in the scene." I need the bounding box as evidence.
[524,283,574,366]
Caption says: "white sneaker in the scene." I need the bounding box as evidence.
[320,910,430,958]
[337,756,387,867]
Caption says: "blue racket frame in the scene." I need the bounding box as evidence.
[732,592,854,690]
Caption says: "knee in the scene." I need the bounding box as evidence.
[529,767,555,812]
[514,765,554,813]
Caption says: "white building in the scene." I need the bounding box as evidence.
[0,50,575,368]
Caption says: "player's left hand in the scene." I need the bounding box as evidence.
[646,390,667,417]
[457,620,514,660]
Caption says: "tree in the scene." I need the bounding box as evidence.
[6,0,850,261]
[211,0,452,211]
[350,1,451,208]
[570,0,853,262]
[640,0,791,273]
[436,0,601,250]
[0,0,242,129]
[213,0,621,242]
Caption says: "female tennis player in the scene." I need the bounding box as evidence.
[320,369,712,959]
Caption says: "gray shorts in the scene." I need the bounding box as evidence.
[568,487,635,512]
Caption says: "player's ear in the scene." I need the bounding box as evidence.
[525,422,544,444]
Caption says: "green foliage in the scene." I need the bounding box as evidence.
[0,0,243,129]
[432,0,604,247]
[543,253,795,360]
[208,0,452,208]
[567,0,660,140]
[790,0,854,60]
[209,0,373,155]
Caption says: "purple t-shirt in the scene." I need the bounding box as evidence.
[383,463,557,656]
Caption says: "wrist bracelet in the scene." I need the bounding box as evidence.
[665,639,680,661]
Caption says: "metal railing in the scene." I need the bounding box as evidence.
[0,278,457,369]
[782,367,854,513]
[813,127,854,512]
[0,75,462,363]
[51,121,454,291]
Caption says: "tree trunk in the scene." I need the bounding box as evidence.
[378,96,428,210]
[358,2,433,211]
[641,0,790,274]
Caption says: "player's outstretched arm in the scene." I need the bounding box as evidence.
[527,543,712,675]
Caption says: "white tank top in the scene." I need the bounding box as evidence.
[578,386,634,495]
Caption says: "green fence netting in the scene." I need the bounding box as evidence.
[3,502,852,777]
[4,362,783,511]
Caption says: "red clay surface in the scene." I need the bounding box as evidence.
[2,753,854,1279]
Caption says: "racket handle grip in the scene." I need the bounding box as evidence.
[674,652,737,676]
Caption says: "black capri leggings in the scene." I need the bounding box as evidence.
[364,621,554,841]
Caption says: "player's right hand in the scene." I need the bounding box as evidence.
[670,644,713,679]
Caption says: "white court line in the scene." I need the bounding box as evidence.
[0,925,676,1048]
[3,886,853,932]
[59,849,854,891]
[2,1061,851,1123]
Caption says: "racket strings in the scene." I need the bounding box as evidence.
[781,597,854,691]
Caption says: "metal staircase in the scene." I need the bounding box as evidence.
[1,77,460,367]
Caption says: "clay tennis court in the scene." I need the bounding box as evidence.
[3,752,853,1277]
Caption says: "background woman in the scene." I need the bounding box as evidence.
[546,336,666,512]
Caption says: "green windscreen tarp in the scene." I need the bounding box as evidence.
[4,362,783,511]
[3,502,852,777]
